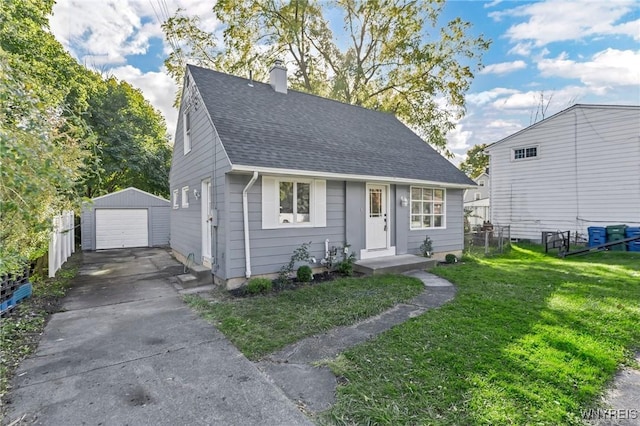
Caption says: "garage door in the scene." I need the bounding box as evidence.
[95,209,149,249]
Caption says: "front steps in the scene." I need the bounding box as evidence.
[176,264,213,289]
[354,254,437,275]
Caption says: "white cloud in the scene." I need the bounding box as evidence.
[537,48,640,89]
[486,120,522,130]
[484,0,503,8]
[447,125,473,151]
[491,1,639,47]
[490,86,590,112]
[50,0,221,66]
[466,88,520,106]
[109,65,179,138]
[507,42,534,57]
[479,60,527,75]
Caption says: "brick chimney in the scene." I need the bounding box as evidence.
[269,60,287,94]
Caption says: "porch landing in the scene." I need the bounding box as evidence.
[354,254,437,276]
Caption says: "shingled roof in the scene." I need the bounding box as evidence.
[188,64,474,187]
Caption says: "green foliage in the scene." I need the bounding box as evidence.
[419,236,433,258]
[444,253,458,264]
[186,274,424,360]
[83,77,171,198]
[296,265,313,282]
[0,1,171,274]
[336,245,356,276]
[163,0,491,155]
[276,241,313,285]
[246,277,273,295]
[459,143,489,179]
[326,246,640,425]
[0,51,87,275]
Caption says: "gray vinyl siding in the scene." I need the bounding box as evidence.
[487,105,640,241]
[226,174,345,279]
[404,187,465,254]
[169,75,231,274]
[80,188,170,250]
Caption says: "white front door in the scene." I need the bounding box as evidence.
[201,180,212,267]
[366,184,388,250]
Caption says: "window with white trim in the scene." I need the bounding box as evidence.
[173,189,179,209]
[262,176,326,229]
[474,192,481,201]
[183,110,191,155]
[410,187,445,229]
[181,186,189,208]
[513,146,537,160]
[478,180,485,187]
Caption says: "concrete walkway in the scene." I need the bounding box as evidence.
[257,270,456,414]
[3,248,311,426]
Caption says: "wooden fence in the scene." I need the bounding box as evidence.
[49,210,75,278]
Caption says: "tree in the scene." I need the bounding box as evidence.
[162,0,490,156]
[459,143,488,179]
[83,78,171,198]
[0,51,87,275]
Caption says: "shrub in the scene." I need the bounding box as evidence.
[419,236,433,258]
[296,265,313,282]
[246,277,273,294]
[336,260,353,276]
[445,254,458,264]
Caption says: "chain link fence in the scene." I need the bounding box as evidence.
[464,225,511,256]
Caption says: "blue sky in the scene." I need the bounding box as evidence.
[49,0,640,164]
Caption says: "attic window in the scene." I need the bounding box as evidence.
[478,180,485,186]
[514,146,537,160]
[183,110,192,155]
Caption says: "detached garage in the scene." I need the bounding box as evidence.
[81,187,170,251]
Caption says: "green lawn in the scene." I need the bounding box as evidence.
[185,274,424,360]
[325,245,640,425]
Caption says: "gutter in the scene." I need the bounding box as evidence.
[242,171,259,278]
[231,164,476,189]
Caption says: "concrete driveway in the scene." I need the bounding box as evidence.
[4,248,311,426]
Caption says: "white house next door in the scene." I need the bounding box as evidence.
[366,184,388,250]
[201,179,212,268]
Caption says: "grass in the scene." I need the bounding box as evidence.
[324,245,640,425]
[184,274,424,360]
[0,254,80,405]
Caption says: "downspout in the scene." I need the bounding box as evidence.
[242,171,259,278]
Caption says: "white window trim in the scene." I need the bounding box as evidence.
[474,192,481,201]
[478,180,485,187]
[409,186,447,230]
[181,186,189,208]
[183,109,192,155]
[262,176,326,229]
[512,145,539,161]
[173,189,179,209]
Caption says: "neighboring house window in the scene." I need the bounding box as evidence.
[183,109,192,155]
[410,187,445,229]
[262,176,326,229]
[181,186,189,208]
[173,189,179,209]
[474,193,481,201]
[514,146,537,160]
[478,180,485,186]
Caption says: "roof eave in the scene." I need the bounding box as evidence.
[230,164,476,189]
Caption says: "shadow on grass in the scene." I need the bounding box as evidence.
[325,246,640,425]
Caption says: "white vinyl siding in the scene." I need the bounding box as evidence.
[487,105,640,241]
[261,176,326,229]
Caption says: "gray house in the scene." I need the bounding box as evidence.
[169,63,475,288]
